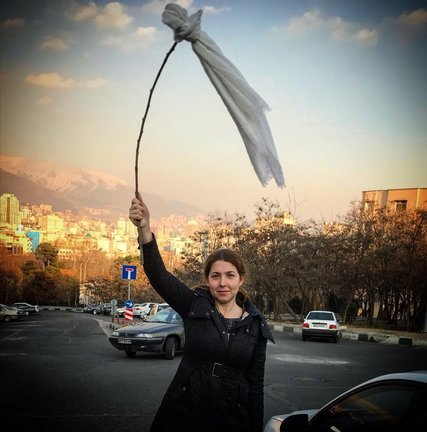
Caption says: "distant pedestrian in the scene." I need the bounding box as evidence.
[129,193,274,432]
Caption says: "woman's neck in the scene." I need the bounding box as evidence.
[215,301,242,319]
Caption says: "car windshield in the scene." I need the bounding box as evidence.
[307,312,334,320]
[146,308,181,324]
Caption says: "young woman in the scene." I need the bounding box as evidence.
[129,193,274,432]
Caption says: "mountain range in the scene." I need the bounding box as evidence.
[0,154,205,220]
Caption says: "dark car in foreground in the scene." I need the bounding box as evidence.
[263,370,427,432]
[109,307,184,359]
[11,302,39,315]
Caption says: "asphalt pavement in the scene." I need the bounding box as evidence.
[269,321,427,347]
[39,306,427,347]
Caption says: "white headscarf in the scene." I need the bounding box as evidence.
[162,3,285,188]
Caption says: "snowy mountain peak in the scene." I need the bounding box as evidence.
[0,154,129,193]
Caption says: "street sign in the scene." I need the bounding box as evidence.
[122,265,137,280]
[111,299,117,306]
[125,300,134,308]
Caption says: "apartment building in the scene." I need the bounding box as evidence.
[362,188,427,212]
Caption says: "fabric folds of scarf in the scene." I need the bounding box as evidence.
[162,3,285,188]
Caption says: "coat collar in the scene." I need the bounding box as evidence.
[193,286,275,343]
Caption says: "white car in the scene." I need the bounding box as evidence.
[0,304,25,322]
[264,371,427,431]
[133,302,158,318]
[302,310,340,343]
[117,302,159,319]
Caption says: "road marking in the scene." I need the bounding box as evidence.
[272,354,350,365]
[0,352,27,356]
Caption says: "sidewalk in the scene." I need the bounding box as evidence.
[269,321,427,347]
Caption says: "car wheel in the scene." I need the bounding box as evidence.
[333,335,339,343]
[125,351,136,358]
[164,338,176,360]
[3,316,11,323]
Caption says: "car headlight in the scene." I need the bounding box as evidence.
[111,331,120,336]
[136,333,155,338]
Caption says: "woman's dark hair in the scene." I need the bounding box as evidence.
[203,248,249,304]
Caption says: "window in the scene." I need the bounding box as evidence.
[394,200,407,212]
[309,383,425,432]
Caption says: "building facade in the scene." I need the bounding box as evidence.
[362,188,427,212]
[0,193,21,227]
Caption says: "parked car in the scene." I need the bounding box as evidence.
[0,304,25,322]
[109,307,184,359]
[11,302,39,315]
[133,302,158,318]
[302,310,340,343]
[102,304,112,316]
[83,304,103,314]
[263,370,427,432]
[116,302,164,319]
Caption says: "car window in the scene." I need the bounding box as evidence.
[307,312,334,321]
[309,383,425,432]
[146,308,181,323]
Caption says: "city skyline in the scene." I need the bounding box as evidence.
[1,0,426,222]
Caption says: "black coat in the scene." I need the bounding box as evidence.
[142,237,274,432]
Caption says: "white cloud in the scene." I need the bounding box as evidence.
[2,18,25,29]
[353,28,378,46]
[40,37,70,51]
[203,6,231,15]
[281,8,378,46]
[397,8,427,27]
[26,73,108,90]
[94,2,133,29]
[37,96,53,106]
[85,78,107,89]
[176,0,194,10]
[70,1,98,21]
[142,0,194,16]
[328,16,353,41]
[286,9,324,34]
[135,25,156,40]
[101,26,157,51]
[85,78,108,89]
[25,73,75,89]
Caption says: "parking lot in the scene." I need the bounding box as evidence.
[1,310,427,431]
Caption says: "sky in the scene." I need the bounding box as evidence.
[1,0,426,222]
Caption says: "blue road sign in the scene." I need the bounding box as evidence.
[125,300,134,308]
[122,265,137,280]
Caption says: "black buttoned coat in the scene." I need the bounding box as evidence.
[142,237,274,432]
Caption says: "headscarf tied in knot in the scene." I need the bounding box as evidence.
[162,3,285,188]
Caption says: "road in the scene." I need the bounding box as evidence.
[1,311,426,431]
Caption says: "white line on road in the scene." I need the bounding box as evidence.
[271,354,350,365]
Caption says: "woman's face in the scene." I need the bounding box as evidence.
[207,260,244,304]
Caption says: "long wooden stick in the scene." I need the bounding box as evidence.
[135,42,178,264]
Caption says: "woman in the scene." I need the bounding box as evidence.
[129,194,274,432]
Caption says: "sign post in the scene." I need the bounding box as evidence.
[111,299,117,323]
[121,265,137,323]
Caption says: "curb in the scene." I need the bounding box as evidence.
[270,323,427,347]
